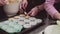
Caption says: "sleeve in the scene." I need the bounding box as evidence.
[44,0,59,18]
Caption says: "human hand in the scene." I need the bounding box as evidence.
[0,0,6,6]
[19,8,24,14]
[28,7,39,16]
[54,12,60,20]
[22,0,28,9]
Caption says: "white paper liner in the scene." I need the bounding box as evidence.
[23,24,31,28]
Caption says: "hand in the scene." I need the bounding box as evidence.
[28,7,39,16]
[0,0,6,6]
[54,12,60,20]
[19,9,24,14]
[22,0,28,9]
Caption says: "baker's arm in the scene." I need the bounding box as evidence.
[44,0,60,20]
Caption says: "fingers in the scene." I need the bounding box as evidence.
[0,0,6,6]
[28,8,38,16]
[28,10,35,16]
[31,11,37,16]
[22,3,27,9]
[19,9,24,14]
[22,0,28,9]
[28,11,36,16]
[25,3,27,9]
[28,10,32,15]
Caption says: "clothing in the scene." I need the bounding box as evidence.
[49,2,60,20]
[45,0,60,18]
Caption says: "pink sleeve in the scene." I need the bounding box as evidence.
[44,0,59,18]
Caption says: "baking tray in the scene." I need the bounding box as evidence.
[0,15,45,34]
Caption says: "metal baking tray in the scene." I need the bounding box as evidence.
[0,15,45,34]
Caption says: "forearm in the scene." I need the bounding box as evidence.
[44,1,60,20]
[54,12,60,20]
[44,0,59,18]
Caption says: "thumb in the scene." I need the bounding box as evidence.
[28,10,32,15]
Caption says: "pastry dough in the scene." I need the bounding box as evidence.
[25,16,30,19]
[19,14,25,17]
[14,16,20,19]
[8,18,14,21]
